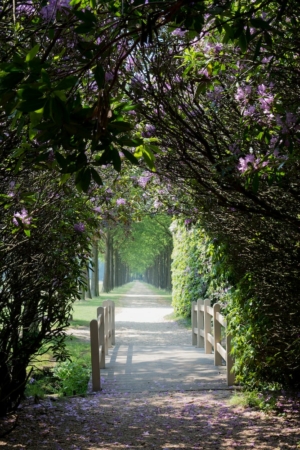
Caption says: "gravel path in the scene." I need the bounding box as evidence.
[1,282,300,449]
[113,281,191,347]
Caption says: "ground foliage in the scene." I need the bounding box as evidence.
[0,171,100,416]
[171,220,231,318]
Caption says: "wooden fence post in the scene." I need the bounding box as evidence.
[197,299,204,348]
[213,303,223,366]
[204,299,212,354]
[226,334,235,386]
[102,301,109,355]
[97,307,106,369]
[90,319,101,391]
[192,301,197,346]
[112,301,115,345]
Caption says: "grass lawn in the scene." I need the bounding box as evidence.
[70,281,135,328]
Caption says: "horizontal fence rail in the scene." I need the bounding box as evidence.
[90,300,115,391]
[192,299,235,386]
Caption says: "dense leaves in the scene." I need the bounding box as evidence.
[0,172,100,416]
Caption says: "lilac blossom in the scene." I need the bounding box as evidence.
[131,74,144,86]
[238,154,257,173]
[142,124,156,138]
[172,28,187,37]
[207,85,223,104]
[40,0,70,20]
[153,199,163,209]
[243,105,256,117]
[235,85,252,104]
[199,68,210,79]
[74,222,85,232]
[116,198,126,206]
[138,172,154,188]
[12,209,32,227]
[105,72,114,82]
[16,1,35,16]
[229,143,240,155]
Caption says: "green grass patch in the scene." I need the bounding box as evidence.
[25,282,136,398]
[229,389,278,412]
[141,282,172,304]
[26,335,91,399]
[70,281,135,328]
[164,311,192,329]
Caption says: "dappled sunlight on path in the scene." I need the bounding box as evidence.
[1,281,299,449]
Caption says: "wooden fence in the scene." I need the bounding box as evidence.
[90,300,115,391]
[191,299,235,386]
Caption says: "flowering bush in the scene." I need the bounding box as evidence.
[0,172,99,416]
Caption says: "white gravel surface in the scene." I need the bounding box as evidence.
[114,281,191,347]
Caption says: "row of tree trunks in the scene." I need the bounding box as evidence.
[144,244,172,291]
[80,240,99,299]
[102,231,130,293]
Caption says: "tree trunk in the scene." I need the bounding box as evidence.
[91,240,99,297]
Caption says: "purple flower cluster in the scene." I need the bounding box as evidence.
[235,85,252,104]
[74,222,85,233]
[40,0,70,21]
[172,28,187,37]
[238,154,269,173]
[116,198,126,206]
[12,209,32,227]
[142,124,156,138]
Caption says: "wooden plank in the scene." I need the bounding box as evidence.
[217,343,226,360]
[206,306,213,317]
[200,329,205,337]
[216,311,226,327]
[194,327,198,335]
[207,333,214,346]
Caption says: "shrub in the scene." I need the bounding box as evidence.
[53,361,90,396]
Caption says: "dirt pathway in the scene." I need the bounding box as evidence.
[112,281,191,347]
[1,282,300,449]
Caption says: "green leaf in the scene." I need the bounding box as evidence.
[239,32,248,53]
[108,121,133,133]
[25,45,40,62]
[264,31,272,47]
[75,23,94,34]
[55,76,77,90]
[0,71,24,90]
[91,167,103,185]
[74,9,97,23]
[60,173,71,185]
[63,123,91,138]
[253,36,262,61]
[117,137,143,147]
[55,151,67,169]
[111,149,122,172]
[41,69,51,86]
[93,64,105,89]
[122,149,139,165]
[250,18,270,30]
[24,229,31,237]
[17,97,45,112]
[17,87,43,100]
[136,144,156,171]
[50,97,67,125]
[76,168,91,193]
